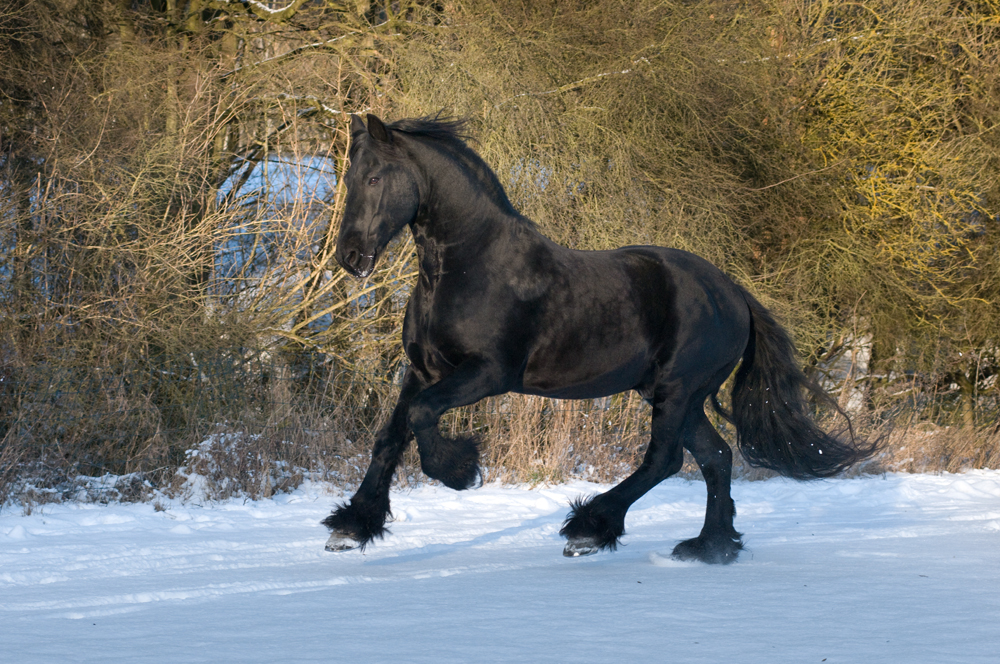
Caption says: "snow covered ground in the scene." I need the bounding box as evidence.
[2,472,999,663]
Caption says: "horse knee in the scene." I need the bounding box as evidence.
[406,402,436,433]
[414,427,481,491]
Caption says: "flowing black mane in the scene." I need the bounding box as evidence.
[388,115,472,144]
[385,115,519,217]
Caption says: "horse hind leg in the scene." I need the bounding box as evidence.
[671,408,743,564]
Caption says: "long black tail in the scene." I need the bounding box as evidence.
[729,288,875,479]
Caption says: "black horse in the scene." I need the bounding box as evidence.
[324,114,871,563]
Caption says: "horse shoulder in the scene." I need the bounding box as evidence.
[491,222,561,302]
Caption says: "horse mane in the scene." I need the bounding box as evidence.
[385,115,522,218]
[387,115,473,145]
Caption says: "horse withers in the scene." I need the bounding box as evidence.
[324,113,872,563]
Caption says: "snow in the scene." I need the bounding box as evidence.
[2,472,999,663]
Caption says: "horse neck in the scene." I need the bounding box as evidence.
[408,140,518,258]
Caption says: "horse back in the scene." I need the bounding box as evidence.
[516,242,750,399]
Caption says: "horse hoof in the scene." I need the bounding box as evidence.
[324,532,361,552]
[563,538,600,557]
[671,535,742,564]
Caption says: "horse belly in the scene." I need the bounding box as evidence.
[519,345,652,400]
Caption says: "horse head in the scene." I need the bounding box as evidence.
[335,114,421,278]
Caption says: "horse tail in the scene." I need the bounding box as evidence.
[729,287,875,479]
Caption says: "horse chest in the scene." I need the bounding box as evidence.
[402,282,480,379]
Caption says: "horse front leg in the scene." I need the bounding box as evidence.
[406,358,509,491]
[322,369,423,551]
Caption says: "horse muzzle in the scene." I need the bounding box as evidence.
[336,246,378,278]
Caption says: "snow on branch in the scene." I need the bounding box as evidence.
[204,0,312,23]
[268,94,349,118]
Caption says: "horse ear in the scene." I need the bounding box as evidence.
[367,114,391,143]
[350,114,367,139]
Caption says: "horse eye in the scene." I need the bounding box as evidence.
[368,177,381,186]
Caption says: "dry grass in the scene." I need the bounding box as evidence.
[447,393,652,486]
[875,423,1000,475]
[2,356,997,507]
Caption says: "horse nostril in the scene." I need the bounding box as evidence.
[338,245,374,277]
